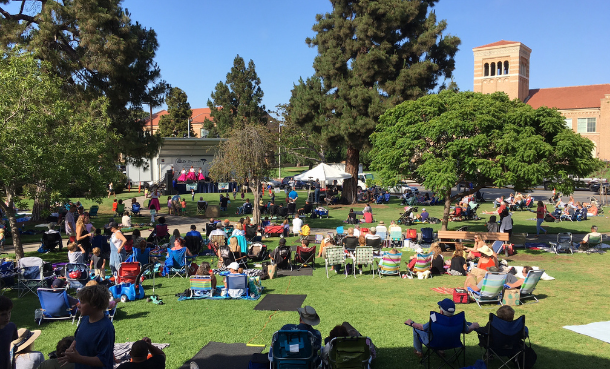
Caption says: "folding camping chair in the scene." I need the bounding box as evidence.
[185,235,203,255]
[390,229,403,248]
[551,233,574,254]
[88,205,99,217]
[480,313,528,369]
[36,288,78,325]
[412,311,467,369]
[271,330,316,369]
[196,201,208,215]
[17,257,49,298]
[165,248,187,278]
[65,263,90,290]
[352,246,375,278]
[335,226,346,245]
[468,272,508,308]
[377,251,402,278]
[365,236,383,257]
[275,246,292,271]
[420,227,435,244]
[405,251,433,279]
[219,246,248,269]
[0,258,16,295]
[516,269,545,303]
[41,231,62,252]
[325,246,346,278]
[327,336,373,369]
[584,233,604,254]
[248,243,269,261]
[245,224,258,242]
[210,235,227,247]
[116,203,125,217]
[293,245,316,270]
[132,247,151,265]
[205,222,216,238]
[189,275,214,298]
[153,224,169,245]
[225,273,249,298]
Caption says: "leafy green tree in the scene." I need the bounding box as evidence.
[0,50,120,258]
[290,0,460,203]
[0,0,168,162]
[272,104,329,164]
[370,90,603,230]
[209,126,274,224]
[206,55,267,137]
[158,87,194,137]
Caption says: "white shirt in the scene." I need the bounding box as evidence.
[292,217,303,234]
[121,215,131,228]
[500,213,513,232]
[210,229,228,238]
[68,251,84,264]
[353,228,360,237]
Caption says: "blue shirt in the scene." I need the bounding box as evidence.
[171,194,181,202]
[74,316,115,369]
[186,230,203,241]
[289,190,298,200]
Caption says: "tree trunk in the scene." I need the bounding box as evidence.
[441,188,452,231]
[344,146,360,204]
[252,177,261,225]
[31,183,47,222]
[1,185,24,259]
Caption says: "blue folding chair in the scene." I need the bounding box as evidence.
[36,288,78,325]
[131,203,141,216]
[421,227,434,244]
[271,330,316,369]
[480,313,528,369]
[225,273,249,298]
[164,248,187,278]
[414,311,467,369]
[132,247,151,266]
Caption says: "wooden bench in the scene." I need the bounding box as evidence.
[437,231,509,245]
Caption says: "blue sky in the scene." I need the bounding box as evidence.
[7,0,610,113]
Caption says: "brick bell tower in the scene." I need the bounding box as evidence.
[473,40,532,102]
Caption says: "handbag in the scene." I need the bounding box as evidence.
[267,263,277,280]
[453,288,469,304]
[502,288,521,306]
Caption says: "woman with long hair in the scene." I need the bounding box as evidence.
[75,214,93,260]
[109,222,127,275]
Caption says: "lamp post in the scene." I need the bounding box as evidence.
[278,123,281,179]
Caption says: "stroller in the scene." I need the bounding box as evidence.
[397,207,417,225]
[464,202,480,220]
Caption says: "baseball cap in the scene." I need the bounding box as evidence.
[438,298,455,315]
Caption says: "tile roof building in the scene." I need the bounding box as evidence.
[473,41,610,160]
[144,108,214,137]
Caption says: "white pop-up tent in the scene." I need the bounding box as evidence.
[294,163,352,182]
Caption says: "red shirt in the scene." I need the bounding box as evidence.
[536,205,546,219]
[363,212,373,223]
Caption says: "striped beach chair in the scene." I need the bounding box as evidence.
[189,276,213,297]
[518,269,545,303]
[468,272,507,308]
[377,252,402,278]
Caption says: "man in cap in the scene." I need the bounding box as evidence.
[404,299,479,358]
[420,208,429,222]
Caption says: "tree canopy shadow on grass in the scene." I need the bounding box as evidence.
[375,342,610,368]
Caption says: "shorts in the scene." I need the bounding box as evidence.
[94,269,105,278]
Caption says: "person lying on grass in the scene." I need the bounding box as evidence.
[117,337,165,369]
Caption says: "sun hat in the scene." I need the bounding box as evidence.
[438,298,456,315]
[11,328,41,354]
[378,220,385,225]
[478,245,494,256]
[297,306,320,326]
[227,262,240,271]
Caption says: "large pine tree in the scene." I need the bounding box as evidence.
[206,55,267,137]
[0,0,169,161]
[158,87,194,137]
[290,0,460,203]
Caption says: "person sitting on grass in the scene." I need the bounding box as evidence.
[361,210,373,223]
[58,285,115,368]
[116,337,165,369]
[580,225,602,250]
[429,243,445,276]
[447,244,468,276]
[121,211,131,228]
[405,299,479,359]
[10,328,44,369]
[196,262,216,290]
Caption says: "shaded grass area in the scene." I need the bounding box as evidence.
[4,243,610,368]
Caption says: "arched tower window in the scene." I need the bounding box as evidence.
[484,63,489,76]
[504,61,509,74]
[490,62,496,76]
[497,61,502,75]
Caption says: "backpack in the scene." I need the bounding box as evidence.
[505,243,515,256]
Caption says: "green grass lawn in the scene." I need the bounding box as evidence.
[4,245,610,368]
[3,185,610,368]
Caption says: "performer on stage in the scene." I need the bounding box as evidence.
[198,167,205,181]
[186,165,196,181]
[177,168,187,182]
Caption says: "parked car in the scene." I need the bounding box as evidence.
[262,177,281,188]
[281,176,295,189]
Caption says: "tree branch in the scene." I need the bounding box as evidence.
[0,6,38,24]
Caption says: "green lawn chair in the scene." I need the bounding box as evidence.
[116,203,125,216]
[325,246,346,279]
[376,252,402,278]
[584,234,603,254]
[352,246,375,278]
[519,269,545,303]
[468,272,507,308]
[89,205,99,217]
[327,336,372,369]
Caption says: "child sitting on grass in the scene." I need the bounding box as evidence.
[112,199,118,214]
[58,285,115,368]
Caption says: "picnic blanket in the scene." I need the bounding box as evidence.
[564,321,610,344]
[431,287,455,294]
[113,342,169,368]
[177,286,262,301]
